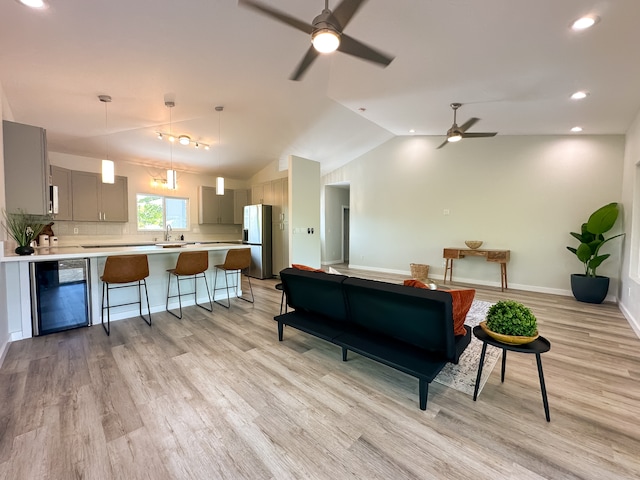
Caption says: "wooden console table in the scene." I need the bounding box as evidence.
[443,248,510,291]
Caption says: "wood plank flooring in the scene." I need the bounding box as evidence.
[1,266,639,479]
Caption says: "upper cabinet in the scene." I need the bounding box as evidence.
[199,186,236,224]
[3,120,50,215]
[50,166,73,221]
[234,189,249,225]
[71,171,128,222]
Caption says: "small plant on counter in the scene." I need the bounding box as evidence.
[1,208,49,247]
[486,300,538,337]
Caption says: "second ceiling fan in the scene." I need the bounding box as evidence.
[437,103,497,149]
[239,0,395,80]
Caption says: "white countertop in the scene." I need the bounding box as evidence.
[0,242,248,263]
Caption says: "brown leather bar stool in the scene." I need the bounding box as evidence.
[212,248,254,308]
[166,250,213,319]
[101,254,152,336]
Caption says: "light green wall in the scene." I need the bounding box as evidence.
[323,134,625,296]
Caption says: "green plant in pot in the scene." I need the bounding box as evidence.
[1,209,49,255]
[566,202,624,304]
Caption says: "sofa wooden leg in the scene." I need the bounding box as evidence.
[342,347,348,361]
[419,379,428,410]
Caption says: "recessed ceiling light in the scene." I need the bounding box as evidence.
[571,91,589,100]
[17,0,47,8]
[409,129,415,134]
[571,15,600,31]
[571,126,583,132]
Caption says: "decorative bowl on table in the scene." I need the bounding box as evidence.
[480,321,539,345]
[465,240,483,249]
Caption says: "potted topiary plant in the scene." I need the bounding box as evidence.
[480,300,538,345]
[566,202,625,304]
[1,208,49,255]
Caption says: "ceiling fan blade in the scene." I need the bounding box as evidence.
[290,46,320,81]
[332,0,368,30]
[436,139,450,149]
[462,132,498,138]
[458,117,479,133]
[238,0,313,34]
[338,34,394,66]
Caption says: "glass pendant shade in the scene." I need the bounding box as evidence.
[167,169,177,190]
[102,160,115,184]
[216,176,225,195]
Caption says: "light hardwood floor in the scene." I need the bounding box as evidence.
[1,267,639,479]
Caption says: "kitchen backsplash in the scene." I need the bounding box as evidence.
[51,220,243,246]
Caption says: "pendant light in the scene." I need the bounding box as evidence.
[98,95,115,184]
[215,105,225,195]
[165,100,177,190]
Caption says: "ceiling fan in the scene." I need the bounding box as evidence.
[238,0,395,81]
[437,103,497,149]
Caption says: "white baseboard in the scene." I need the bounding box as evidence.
[619,302,640,338]
[344,265,620,302]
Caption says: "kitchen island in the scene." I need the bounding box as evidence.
[0,242,250,342]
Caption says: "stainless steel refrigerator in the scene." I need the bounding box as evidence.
[243,204,272,279]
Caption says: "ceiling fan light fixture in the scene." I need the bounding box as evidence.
[17,0,47,9]
[447,133,462,143]
[571,15,600,31]
[312,28,340,53]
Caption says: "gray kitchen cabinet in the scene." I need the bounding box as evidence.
[3,120,50,215]
[71,171,128,222]
[251,184,264,204]
[234,189,249,225]
[199,186,235,224]
[50,166,73,221]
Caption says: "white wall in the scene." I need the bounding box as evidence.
[322,134,625,296]
[619,109,640,335]
[49,152,247,244]
[289,155,321,268]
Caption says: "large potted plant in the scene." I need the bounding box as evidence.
[566,202,624,304]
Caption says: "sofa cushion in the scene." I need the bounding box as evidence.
[343,277,456,359]
[292,264,325,272]
[279,268,349,322]
[403,280,475,336]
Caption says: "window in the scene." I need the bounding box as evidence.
[137,194,189,231]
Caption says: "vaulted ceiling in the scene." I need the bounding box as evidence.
[1,0,639,179]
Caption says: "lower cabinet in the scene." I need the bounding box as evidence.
[71,171,128,222]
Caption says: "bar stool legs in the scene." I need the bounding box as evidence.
[100,255,152,336]
[166,271,213,319]
[166,251,213,319]
[212,248,254,308]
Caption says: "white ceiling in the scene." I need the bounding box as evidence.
[1,0,639,179]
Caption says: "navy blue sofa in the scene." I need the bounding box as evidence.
[274,268,472,410]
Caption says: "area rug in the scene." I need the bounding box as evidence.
[433,300,500,396]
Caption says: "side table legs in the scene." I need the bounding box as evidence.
[473,342,488,401]
[473,344,551,422]
[536,353,551,422]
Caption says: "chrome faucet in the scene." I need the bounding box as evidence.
[165,224,172,242]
